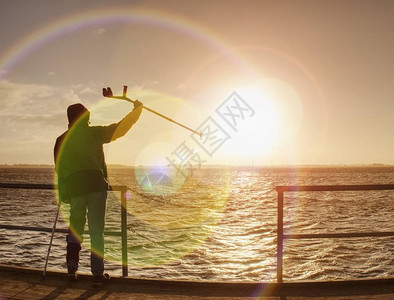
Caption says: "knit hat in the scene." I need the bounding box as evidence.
[67,103,89,125]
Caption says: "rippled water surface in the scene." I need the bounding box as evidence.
[0,166,393,282]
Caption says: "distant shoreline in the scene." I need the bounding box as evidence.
[0,164,393,169]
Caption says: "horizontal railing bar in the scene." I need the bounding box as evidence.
[0,183,55,190]
[284,231,394,239]
[0,224,122,236]
[0,182,128,192]
[276,184,394,192]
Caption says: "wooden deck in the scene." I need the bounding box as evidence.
[1,264,394,299]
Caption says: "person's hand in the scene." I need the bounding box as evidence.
[133,100,143,109]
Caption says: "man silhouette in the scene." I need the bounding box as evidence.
[54,100,142,285]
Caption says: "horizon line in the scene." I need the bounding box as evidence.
[1,163,393,168]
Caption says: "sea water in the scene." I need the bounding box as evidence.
[0,166,393,282]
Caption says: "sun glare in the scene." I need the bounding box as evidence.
[220,79,303,164]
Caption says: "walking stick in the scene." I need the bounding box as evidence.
[103,86,202,137]
[42,204,60,280]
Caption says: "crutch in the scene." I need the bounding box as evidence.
[103,86,202,137]
[42,204,60,280]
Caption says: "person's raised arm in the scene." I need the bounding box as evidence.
[111,100,143,141]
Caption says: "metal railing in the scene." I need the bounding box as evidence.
[2,182,394,282]
[0,183,129,277]
[276,184,394,283]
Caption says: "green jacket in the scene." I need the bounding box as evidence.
[54,106,142,200]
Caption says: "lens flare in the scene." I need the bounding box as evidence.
[41,7,247,266]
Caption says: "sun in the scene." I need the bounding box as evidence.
[219,79,303,164]
[222,85,278,157]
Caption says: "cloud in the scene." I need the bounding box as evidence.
[70,83,99,97]
[0,80,83,114]
[0,69,9,78]
[0,80,193,164]
[79,87,94,95]
[92,28,106,35]
[176,83,187,90]
[0,80,138,163]
[143,80,160,87]
[0,80,86,163]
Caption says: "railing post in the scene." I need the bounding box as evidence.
[277,190,283,283]
[120,187,128,277]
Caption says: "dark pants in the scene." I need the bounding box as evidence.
[66,190,107,276]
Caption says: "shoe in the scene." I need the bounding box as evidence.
[68,273,79,282]
[92,273,110,286]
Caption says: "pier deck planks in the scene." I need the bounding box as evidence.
[1,264,394,299]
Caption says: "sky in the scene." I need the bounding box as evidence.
[0,0,393,166]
